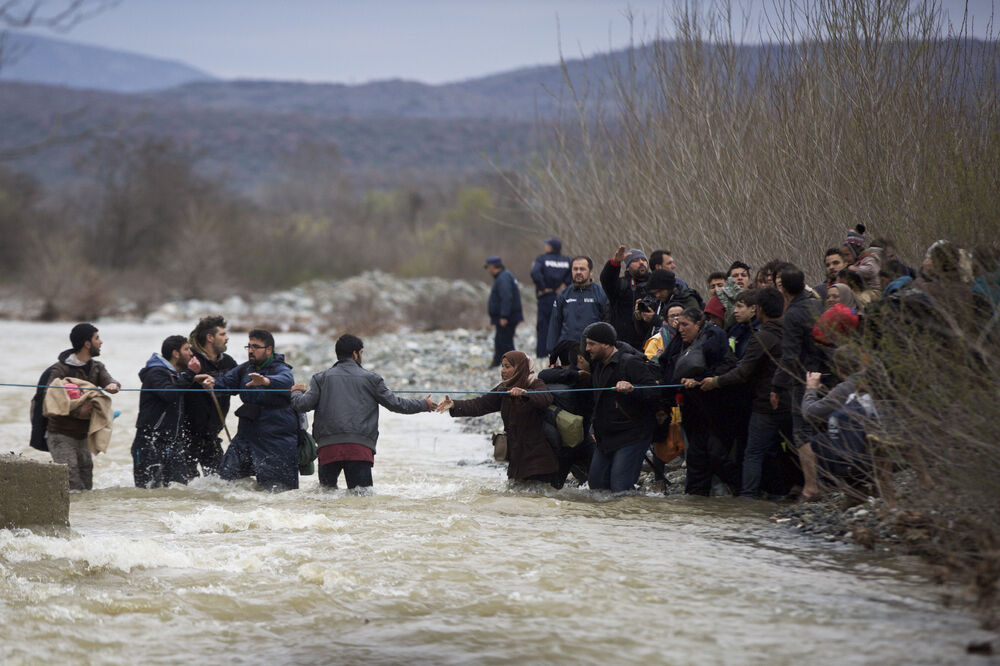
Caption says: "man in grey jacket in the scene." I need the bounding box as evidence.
[290,334,436,490]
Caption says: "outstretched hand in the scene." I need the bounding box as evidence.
[291,383,307,393]
[613,244,627,264]
[246,372,270,387]
[423,394,438,411]
[436,395,455,413]
[681,378,700,389]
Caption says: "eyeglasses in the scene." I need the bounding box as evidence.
[245,344,267,350]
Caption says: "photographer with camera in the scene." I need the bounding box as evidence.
[635,269,705,344]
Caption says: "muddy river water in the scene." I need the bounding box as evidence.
[0,321,994,665]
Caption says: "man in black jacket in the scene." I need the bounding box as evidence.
[701,287,798,497]
[600,245,652,350]
[132,335,198,488]
[771,267,827,500]
[583,322,660,492]
[185,315,237,476]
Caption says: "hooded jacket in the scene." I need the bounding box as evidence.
[214,352,299,489]
[546,280,608,351]
[134,353,195,432]
[290,358,427,452]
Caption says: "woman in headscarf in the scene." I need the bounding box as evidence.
[824,283,858,311]
[437,350,559,485]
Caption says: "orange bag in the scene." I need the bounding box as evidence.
[653,406,685,463]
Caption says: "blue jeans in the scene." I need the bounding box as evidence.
[589,439,650,492]
[740,411,793,497]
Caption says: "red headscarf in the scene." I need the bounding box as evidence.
[812,303,860,346]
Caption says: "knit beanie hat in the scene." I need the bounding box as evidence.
[70,323,98,351]
[646,269,677,291]
[843,223,866,259]
[625,249,647,267]
[582,322,617,346]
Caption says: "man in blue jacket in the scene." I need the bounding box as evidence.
[530,237,571,358]
[198,329,299,491]
[546,255,607,364]
[485,256,524,367]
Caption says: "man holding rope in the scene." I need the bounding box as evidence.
[185,316,237,477]
[30,323,121,491]
[290,334,436,491]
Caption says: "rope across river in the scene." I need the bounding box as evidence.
[0,382,685,395]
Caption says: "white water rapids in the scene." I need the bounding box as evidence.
[0,321,994,665]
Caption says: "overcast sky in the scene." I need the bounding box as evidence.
[18,0,997,84]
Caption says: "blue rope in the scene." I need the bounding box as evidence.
[0,382,684,395]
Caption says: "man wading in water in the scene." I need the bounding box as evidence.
[197,329,299,491]
[290,334,436,491]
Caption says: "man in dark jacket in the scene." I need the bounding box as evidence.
[132,335,198,488]
[291,334,435,490]
[771,267,827,500]
[545,256,607,362]
[530,237,572,358]
[635,269,705,344]
[485,256,524,367]
[185,315,237,477]
[600,245,653,350]
[701,287,797,497]
[31,323,121,491]
[583,322,661,493]
[198,329,299,491]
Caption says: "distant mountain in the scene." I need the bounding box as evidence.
[152,49,647,120]
[0,31,216,93]
[0,81,544,190]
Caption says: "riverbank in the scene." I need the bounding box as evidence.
[0,270,537,336]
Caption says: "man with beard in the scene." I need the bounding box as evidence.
[600,245,652,350]
[185,315,237,476]
[814,249,847,301]
[132,335,199,488]
[198,329,299,491]
[31,323,121,491]
[583,322,661,493]
[546,255,607,365]
[634,269,704,344]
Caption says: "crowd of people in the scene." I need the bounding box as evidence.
[28,227,999,497]
[479,228,998,500]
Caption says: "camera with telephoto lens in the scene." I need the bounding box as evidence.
[637,295,660,313]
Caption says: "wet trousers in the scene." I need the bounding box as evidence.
[46,432,92,491]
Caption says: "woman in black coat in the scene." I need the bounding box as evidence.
[670,307,741,495]
[438,350,558,485]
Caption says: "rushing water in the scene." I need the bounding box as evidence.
[0,321,995,665]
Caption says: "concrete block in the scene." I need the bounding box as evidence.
[0,454,70,529]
